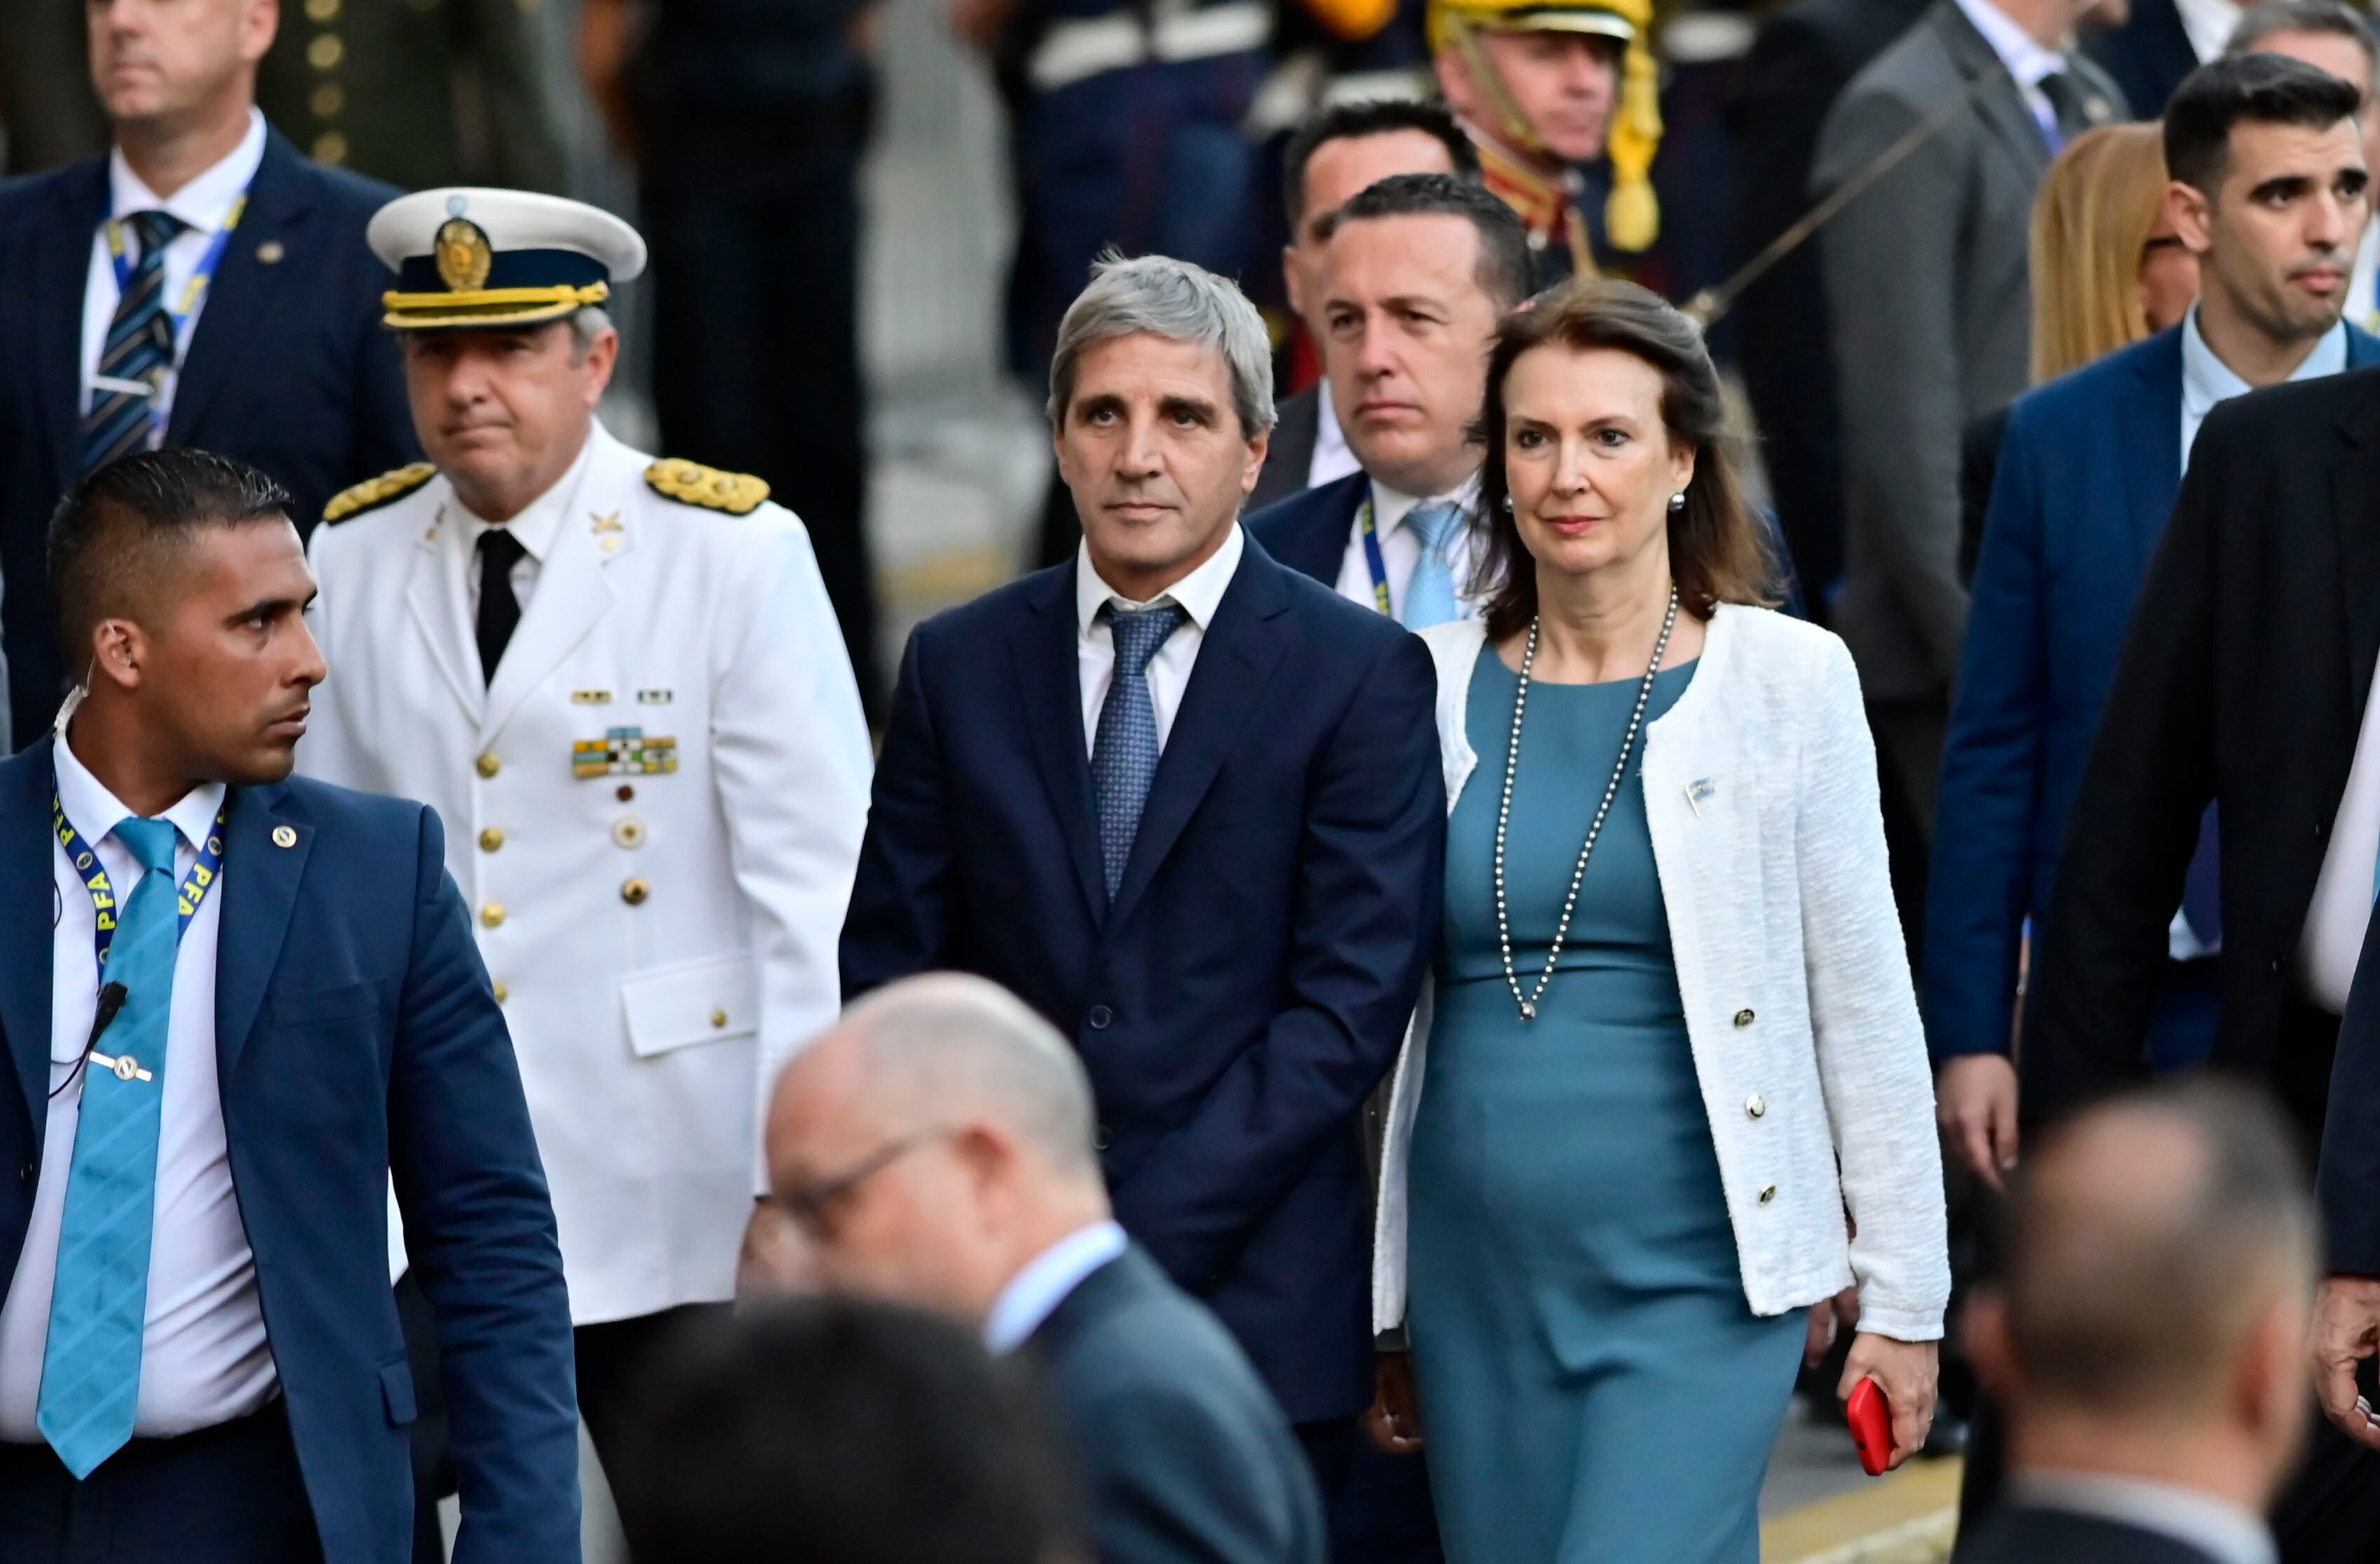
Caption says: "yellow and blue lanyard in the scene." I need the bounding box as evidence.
[1356,489,1393,616]
[52,783,226,988]
[101,190,248,440]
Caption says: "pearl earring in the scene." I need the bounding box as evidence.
[1501,495,1514,513]
[1668,491,1686,513]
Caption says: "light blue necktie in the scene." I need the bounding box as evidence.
[1400,500,1465,631]
[1092,603,1186,901]
[40,816,180,1478]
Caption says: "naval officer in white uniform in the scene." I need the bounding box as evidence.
[298,187,873,1476]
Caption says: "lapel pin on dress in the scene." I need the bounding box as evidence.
[1685,778,1716,818]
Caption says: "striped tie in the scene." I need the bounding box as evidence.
[81,211,185,474]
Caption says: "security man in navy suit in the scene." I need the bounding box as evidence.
[841,252,1445,1560]
[0,450,578,1563]
[0,0,418,745]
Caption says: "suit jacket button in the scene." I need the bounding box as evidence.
[478,827,503,852]
[621,877,651,907]
[480,903,505,929]
[1758,1183,1778,1204]
[476,753,501,779]
[1745,1095,1766,1119]
[1087,1004,1113,1030]
[1733,1008,1755,1029]
[492,982,508,1004]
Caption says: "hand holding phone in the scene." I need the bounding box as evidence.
[1846,1377,1893,1476]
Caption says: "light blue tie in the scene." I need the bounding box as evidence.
[40,816,180,1479]
[1092,603,1186,901]
[1400,501,1465,631]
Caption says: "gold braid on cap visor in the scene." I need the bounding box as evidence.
[379,281,612,330]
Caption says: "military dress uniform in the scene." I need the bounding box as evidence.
[298,190,873,1477]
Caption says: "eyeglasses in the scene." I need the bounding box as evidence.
[777,1128,946,1241]
[2141,235,2190,258]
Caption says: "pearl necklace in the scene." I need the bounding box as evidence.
[1493,586,1681,1022]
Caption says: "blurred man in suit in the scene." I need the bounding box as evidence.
[1960,1081,2311,1564]
[841,253,1442,1558]
[2225,2,2380,339]
[2088,0,2226,116]
[1252,99,1478,513]
[1246,173,1528,620]
[0,0,417,746]
[1813,0,2123,941]
[767,974,1326,1564]
[1930,56,2377,1186]
[613,1295,1084,1564]
[0,450,577,1563]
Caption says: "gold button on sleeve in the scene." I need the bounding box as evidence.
[476,753,501,778]
[480,903,506,929]
[478,827,503,852]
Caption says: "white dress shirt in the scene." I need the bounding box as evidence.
[1075,523,1246,755]
[79,108,268,437]
[1306,382,1361,492]
[2302,649,2380,1009]
[448,431,595,624]
[1328,473,1482,621]
[2182,306,2348,460]
[0,736,275,1440]
[1949,0,2069,143]
[2012,1472,2276,1564]
[982,1220,1129,1355]
[2170,0,2242,64]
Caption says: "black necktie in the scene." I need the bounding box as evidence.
[475,528,528,686]
[2037,69,2096,149]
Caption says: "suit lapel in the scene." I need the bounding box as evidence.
[406,499,486,727]
[0,743,60,1155]
[1104,548,1292,933]
[479,445,621,749]
[35,162,108,487]
[1013,563,1107,923]
[169,132,308,446]
[2334,382,2380,715]
[213,782,311,1084]
[2121,331,2184,571]
[1934,6,2051,186]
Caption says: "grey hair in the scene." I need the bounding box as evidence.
[840,975,1101,1182]
[569,305,615,360]
[1046,251,1276,439]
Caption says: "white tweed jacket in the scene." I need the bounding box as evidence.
[1372,605,1950,1342]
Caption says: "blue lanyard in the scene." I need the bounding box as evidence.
[52,784,228,974]
[105,190,246,339]
[1357,488,1391,616]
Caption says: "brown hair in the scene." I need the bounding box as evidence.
[1473,278,1778,641]
[2029,123,2172,384]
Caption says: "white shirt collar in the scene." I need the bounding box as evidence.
[1950,0,2066,88]
[2181,304,2350,423]
[2170,0,2240,63]
[1074,522,1246,638]
[54,731,226,863]
[2012,1471,2276,1564]
[107,107,267,236]
[1313,382,1352,475]
[982,1220,1128,1356]
[454,425,599,565]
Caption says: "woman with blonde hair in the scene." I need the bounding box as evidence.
[2027,121,2200,384]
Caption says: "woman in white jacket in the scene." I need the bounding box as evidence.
[1370,279,1949,1563]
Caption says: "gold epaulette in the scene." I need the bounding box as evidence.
[323,461,436,525]
[644,459,769,515]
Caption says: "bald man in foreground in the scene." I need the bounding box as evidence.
[1959,1081,2313,1563]
[763,974,1327,1564]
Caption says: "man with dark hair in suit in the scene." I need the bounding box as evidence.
[0,0,417,746]
[1960,1081,2313,1564]
[614,1295,1085,1564]
[766,973,1325,1564]
[841,252,1442,1560]
[1246,173,1529,623]
[0,448,578,1561]
[1252,99,1479,513]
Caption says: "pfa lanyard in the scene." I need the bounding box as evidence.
[52,785,227,974]
[1357,489,1391,616]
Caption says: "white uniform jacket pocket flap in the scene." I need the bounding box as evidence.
[620,952,761,1058]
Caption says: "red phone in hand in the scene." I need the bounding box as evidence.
[1846,1377,1893,1476]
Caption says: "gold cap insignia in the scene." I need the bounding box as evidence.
[435,217,494,292]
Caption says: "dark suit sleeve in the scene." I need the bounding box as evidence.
[1109,632,1444,1285]
[386,806,581,1564]
[2321,907,2380,1274]
[1923,410,2040,1062]
[839,627,961,997]
[1067,1379,1324,1564]
[2023,411,2222,1124]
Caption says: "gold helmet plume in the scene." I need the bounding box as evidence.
[1428,0,1661,252]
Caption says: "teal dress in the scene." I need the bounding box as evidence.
[1407,648,1808,1564]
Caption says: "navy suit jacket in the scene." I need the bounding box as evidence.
[2082,0,2200,120]
[0,128,419,743]
[1924,325,2380,1064]
[840,539,1445,1424]
[0,739,579,1564]
[1027,1246,1325,1564]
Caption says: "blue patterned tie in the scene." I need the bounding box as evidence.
[39,816,180,1478]
[81,211,184,474]
[1092,603,1186,901]
[1400,500,1465,630]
